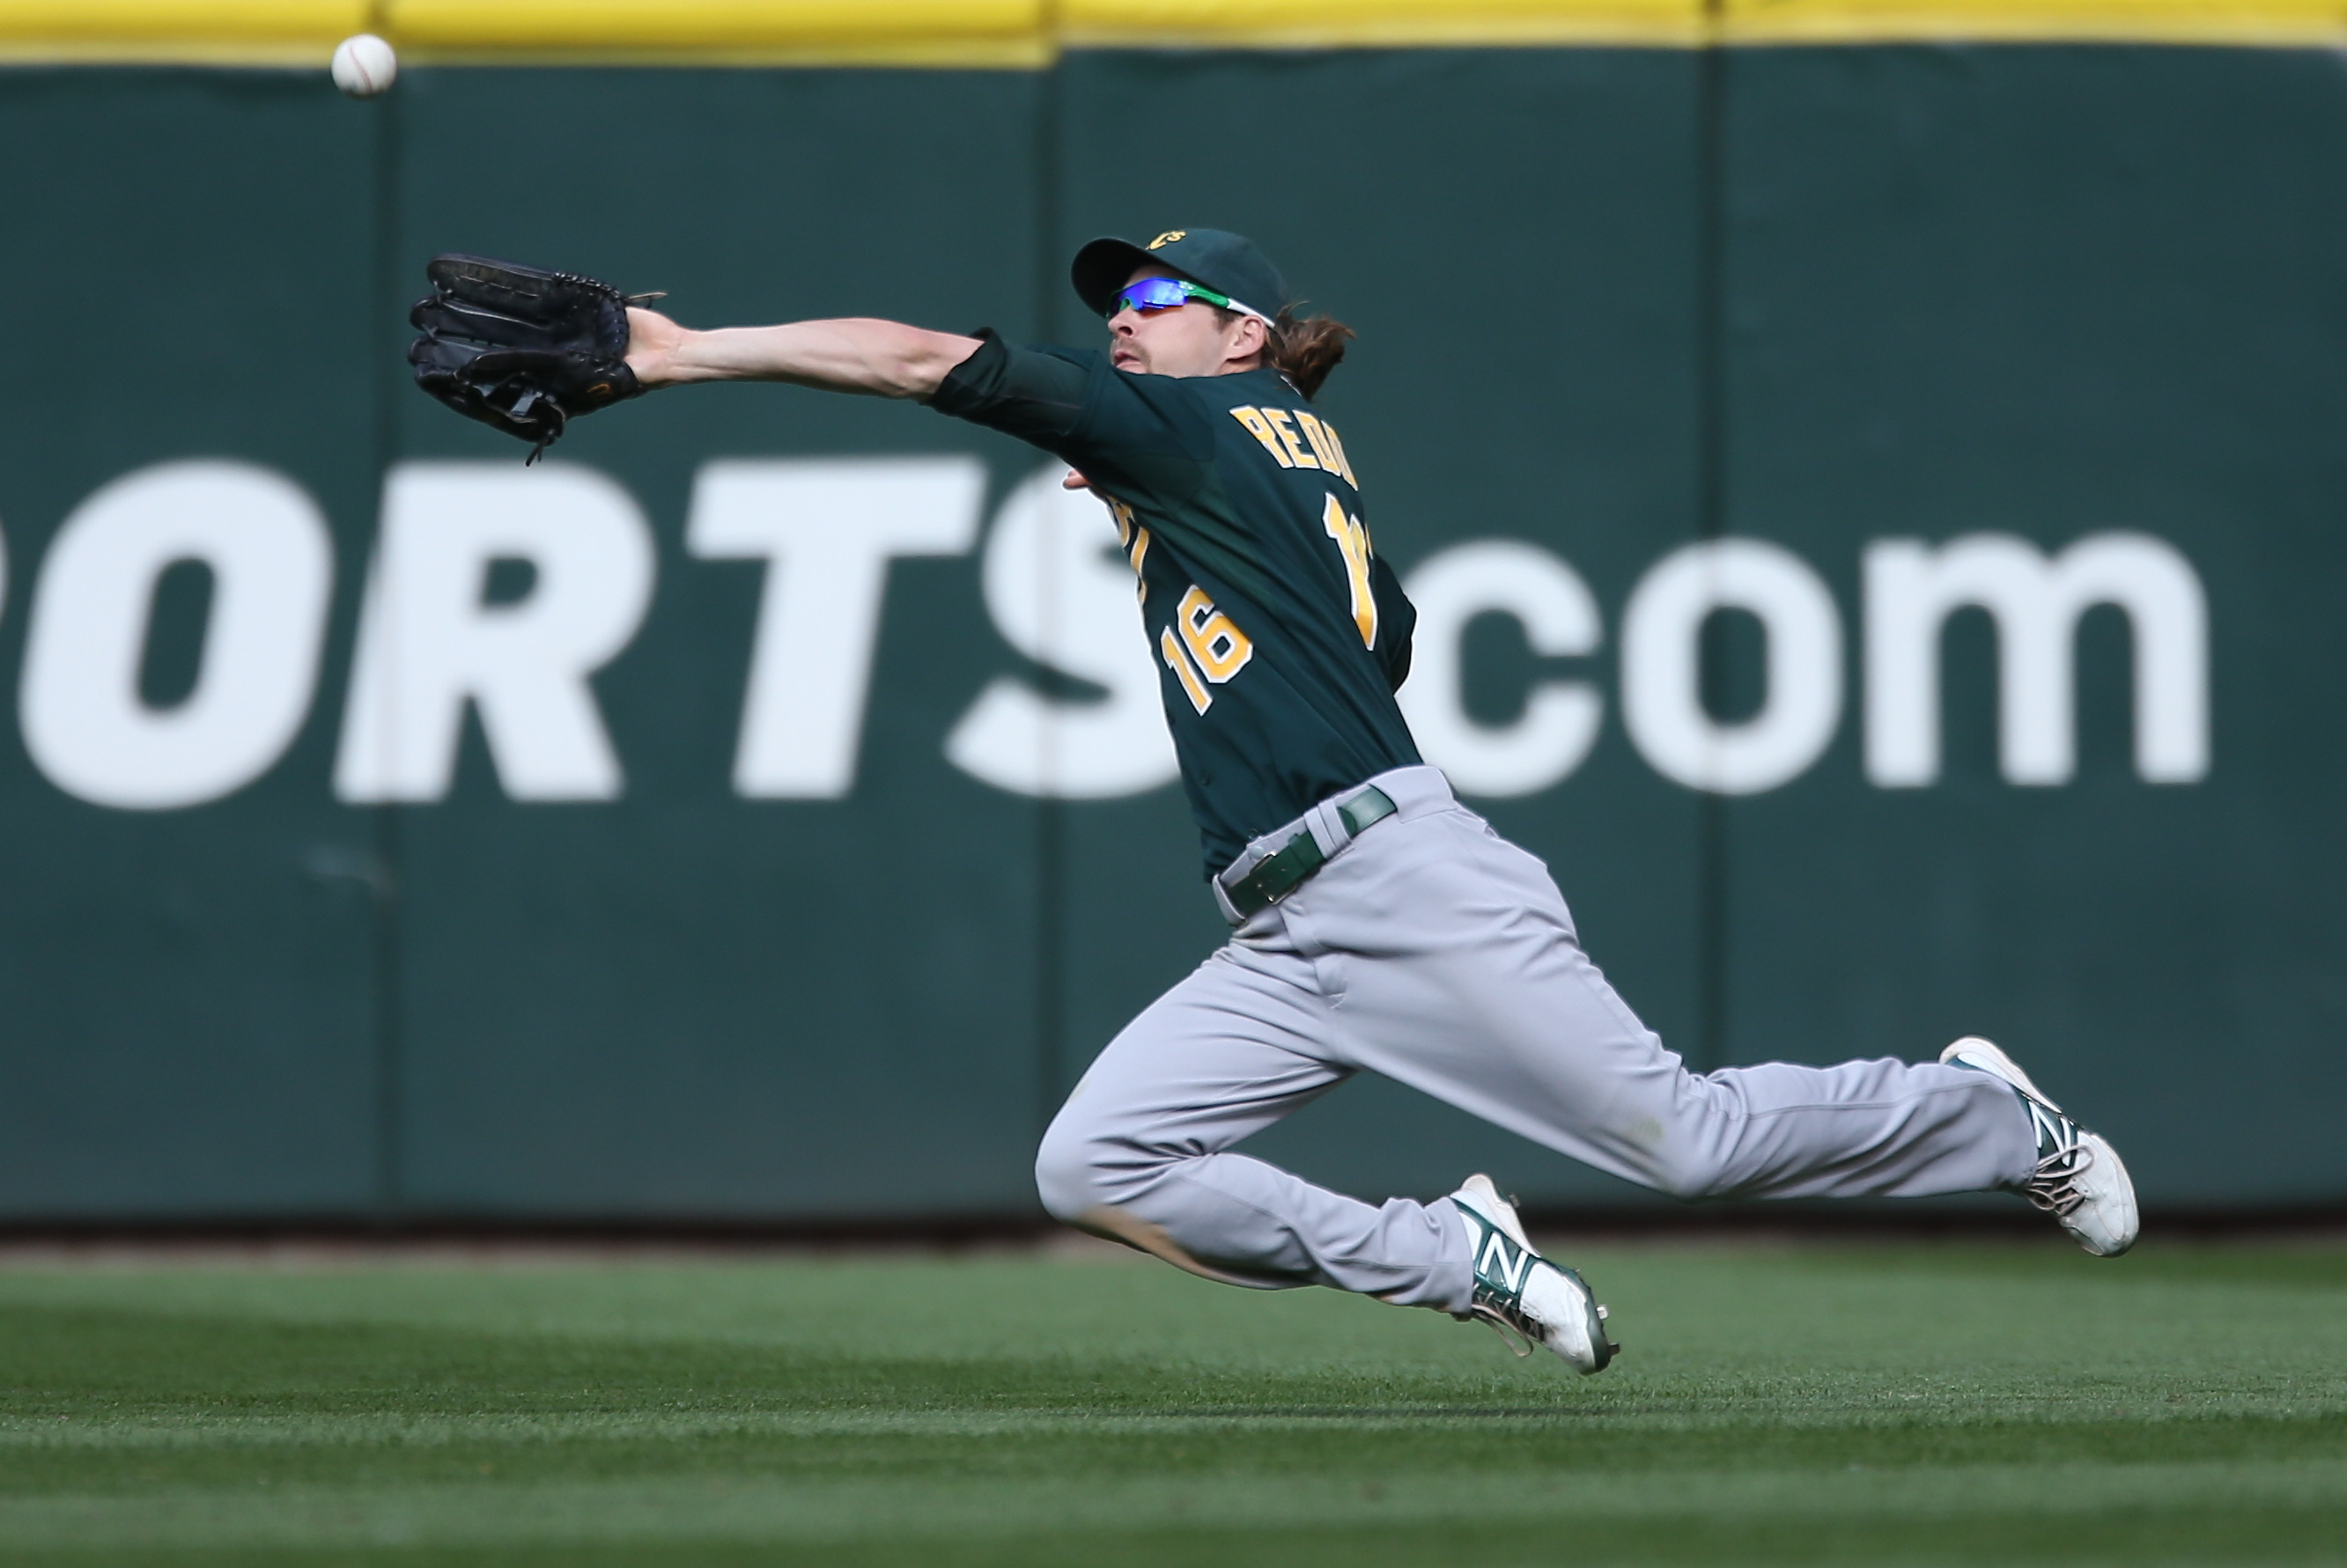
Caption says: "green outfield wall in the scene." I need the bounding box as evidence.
[0,41,2340,1220]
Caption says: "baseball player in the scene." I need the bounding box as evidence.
[416,229,2139,1374]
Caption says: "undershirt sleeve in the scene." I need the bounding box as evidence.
[926,329,1089,445]
[928,331,1214,505]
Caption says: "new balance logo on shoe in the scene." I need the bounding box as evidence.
[2024,1099,2075,1157]
[1479,1229,1532,1293]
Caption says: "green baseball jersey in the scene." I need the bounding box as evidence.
[933,333,1421,877]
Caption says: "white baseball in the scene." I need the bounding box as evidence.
[331,34,397,99]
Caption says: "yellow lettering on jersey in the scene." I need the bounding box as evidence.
[1177,585,1256,682]
[1264,409,1320,470]
[1295,412,1346,482]
[1321,493,1377,650]
[1127,525,1151,604]
[1228,406,1291,467]
[1106,497,1150,605]
[1317,418,1359,488]
[1160,625,1213,714]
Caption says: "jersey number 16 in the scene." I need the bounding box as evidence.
[1160,586,1254,716]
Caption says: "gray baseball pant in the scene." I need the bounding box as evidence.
[1034,765,2038,1315]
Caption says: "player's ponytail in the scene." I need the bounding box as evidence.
[1264,308,1354,400]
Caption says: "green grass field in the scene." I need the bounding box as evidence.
[0,1237,2341,1565]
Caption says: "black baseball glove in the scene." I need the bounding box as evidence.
[408,254,663,462]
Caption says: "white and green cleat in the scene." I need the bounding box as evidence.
[1943,1036,2139,1257]
[1449,1174,1617,1374]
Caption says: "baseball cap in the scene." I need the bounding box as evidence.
[1071,228,1289,322]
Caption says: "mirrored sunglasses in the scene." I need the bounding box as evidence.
[1108,276,1264,320]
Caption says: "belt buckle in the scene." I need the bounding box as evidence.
[1225,828,1314,917]
[1257,833,1311,909]
[1224,786,1397,919]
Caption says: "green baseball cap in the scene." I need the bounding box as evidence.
[1071,227,1289,322]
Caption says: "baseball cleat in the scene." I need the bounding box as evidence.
[1942,1036,2138,1257]
[1449,1174,1617,1374]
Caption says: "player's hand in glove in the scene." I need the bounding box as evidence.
[407,254,663,462]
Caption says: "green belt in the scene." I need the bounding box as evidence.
[1220,786,1399,920]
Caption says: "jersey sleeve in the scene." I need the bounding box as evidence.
[1370,553,1416,691]
[925,330,1087,445]
[928,331,1217,504]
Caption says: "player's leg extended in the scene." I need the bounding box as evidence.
[1034,943,1468,1312]
[1292,792,2040,1204]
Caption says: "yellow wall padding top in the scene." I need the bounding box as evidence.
[1723,0,2347,41]
[1056,0,1706,46]
[4,0,2346,63]
[389,0,1052,63]
[0,1,367,62]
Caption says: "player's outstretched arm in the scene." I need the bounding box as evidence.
[625,308,981,401]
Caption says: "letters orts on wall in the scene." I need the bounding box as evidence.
[4,458,2212,810]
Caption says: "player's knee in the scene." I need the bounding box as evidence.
[1033,1116,1111,1224]
[1622,1078,1750,1201]
[1638,1143,1732,1203]
[1653,1159,1726,1203]
[1034,1108,1183,1223]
